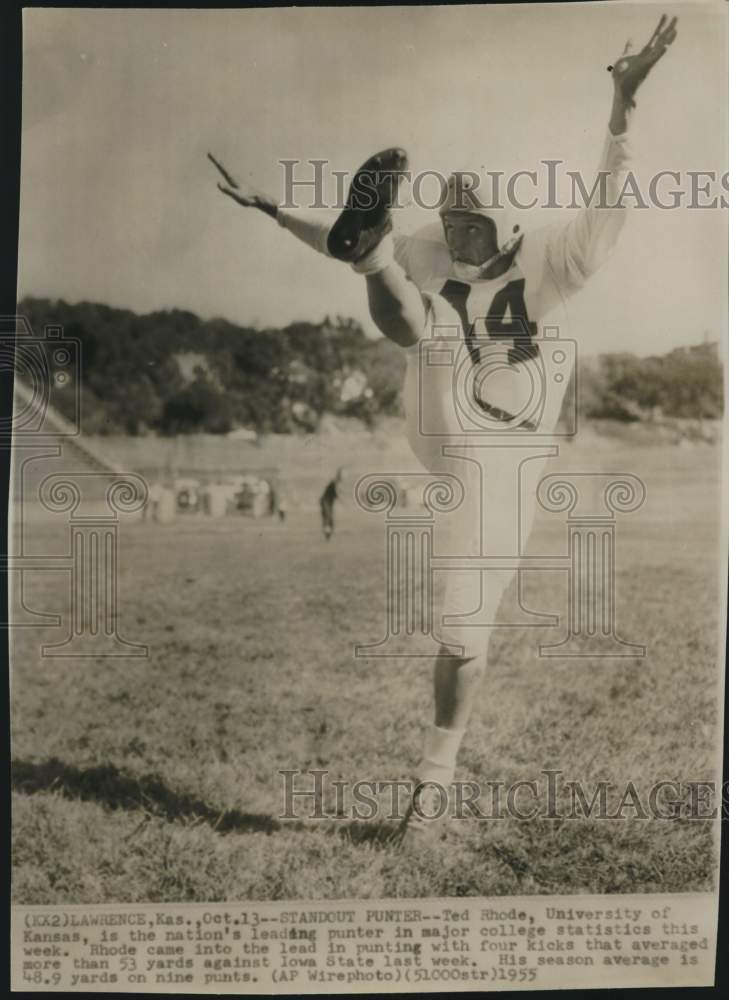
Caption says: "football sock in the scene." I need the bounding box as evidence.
[418,724,465,787]
[351,234,395,275]
[277,207,334,257]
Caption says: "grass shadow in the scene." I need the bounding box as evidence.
[335,818,402,849]
[12,757,306,836]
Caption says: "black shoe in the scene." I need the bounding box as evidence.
[327,147,409,264]
[395,780,449,845]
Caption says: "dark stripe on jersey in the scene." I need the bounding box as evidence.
[439,279,480,365]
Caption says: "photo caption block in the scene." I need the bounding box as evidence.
[12,892,716,992]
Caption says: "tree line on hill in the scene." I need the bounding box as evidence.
[18,297,723,436]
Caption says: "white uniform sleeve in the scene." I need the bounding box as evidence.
[546,130,631,296]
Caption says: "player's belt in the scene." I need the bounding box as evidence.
[474,398,538,431]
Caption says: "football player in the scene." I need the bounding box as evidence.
[210,14,677,838]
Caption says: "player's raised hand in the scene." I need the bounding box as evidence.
[208,152,240,188]
[208,152,255,205]
[610,14,678,108]
[208,152,279,217]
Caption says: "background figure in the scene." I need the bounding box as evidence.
[143,481,163,521]
[320,467,344,540]
[276,488,288,523]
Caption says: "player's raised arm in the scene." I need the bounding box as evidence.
[208,152,279,219]
[546,14,678,296]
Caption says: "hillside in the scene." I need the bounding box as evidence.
[17,297,723,437]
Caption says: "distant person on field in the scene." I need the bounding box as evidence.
[277,489,288,523]
[320,467,344,540]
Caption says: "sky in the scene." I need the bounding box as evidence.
[18,2,728,356]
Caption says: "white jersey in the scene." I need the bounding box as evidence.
[396,129,631,462]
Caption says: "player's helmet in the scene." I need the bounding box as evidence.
[438,171,523,259]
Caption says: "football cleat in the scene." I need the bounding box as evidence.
[396,780,449,844]
[327,147,409,264]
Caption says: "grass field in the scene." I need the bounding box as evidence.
[10,432,724,903]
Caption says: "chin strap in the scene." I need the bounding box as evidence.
[452,233,524,282]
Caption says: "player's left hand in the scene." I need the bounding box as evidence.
[610,14,678,108]
[208,152,280,218]
[208,152,256,206]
